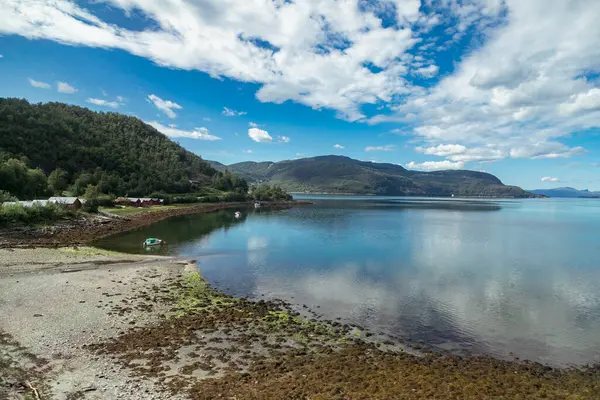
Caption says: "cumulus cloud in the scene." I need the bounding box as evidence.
[147,94,182,118]
[365,145,395,152]
[248,122,258,128]
[248,127,272,143]
[406,160,465,171]
[28,78,50,89]
[87,98,120,108]
[222,107,247,117]
[147,121,221,140]
[57,81,77,93]
[541,176,560,182]
[3,0,599,165]
[278,136,290,143]
[333,144,345,149]
[243,149,254,154]
[414,65,439,78]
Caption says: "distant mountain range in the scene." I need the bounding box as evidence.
[528,187,600,198]
[208,156,538,198]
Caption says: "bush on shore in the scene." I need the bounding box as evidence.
[0,203,76,227]
[250,185,293,201]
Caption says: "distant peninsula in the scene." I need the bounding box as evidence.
[209,156,539,198]
[529,187,600,198]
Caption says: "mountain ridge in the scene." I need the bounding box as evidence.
[209,155,537,198]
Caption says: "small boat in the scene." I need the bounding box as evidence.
[254,202,261,209]
[234,211,242,219]
[143,238,166,247]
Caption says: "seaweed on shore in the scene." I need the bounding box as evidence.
[86,272,600,400]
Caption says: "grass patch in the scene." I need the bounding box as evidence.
[58,246,128,257]
[100,204,196,216]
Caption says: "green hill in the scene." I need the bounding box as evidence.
[212,155,535,198]
[0,98,222,197]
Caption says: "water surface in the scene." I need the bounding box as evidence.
[94,197,600,366]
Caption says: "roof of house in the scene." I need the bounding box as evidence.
[48,197,81,205]
[1,200,49,207]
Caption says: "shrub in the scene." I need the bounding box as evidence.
[0,203,75,227]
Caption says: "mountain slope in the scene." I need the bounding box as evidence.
[0,98,218,196]
[529,187,600,198]
[217,155,535,198]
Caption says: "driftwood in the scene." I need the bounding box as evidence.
[26,381,41,400]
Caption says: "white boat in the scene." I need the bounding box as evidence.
[143,238,165,247]
[234,211,242,219]
[254,202,261,209]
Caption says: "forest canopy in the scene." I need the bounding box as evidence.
[0,98,247,198]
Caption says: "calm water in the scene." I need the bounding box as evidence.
[94,197,600,366]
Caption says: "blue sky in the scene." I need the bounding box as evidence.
[0,0,599,190]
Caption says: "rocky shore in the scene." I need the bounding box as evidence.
[0,201,305,249]
[1,247,599,399]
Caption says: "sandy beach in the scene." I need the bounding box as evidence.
[0,247,191,399]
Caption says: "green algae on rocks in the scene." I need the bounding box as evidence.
[87,271,600,400]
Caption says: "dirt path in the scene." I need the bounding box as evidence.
[0,248,191,400]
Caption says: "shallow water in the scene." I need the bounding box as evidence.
[94,197,600,366]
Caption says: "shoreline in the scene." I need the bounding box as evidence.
[1,248,599,399]
[0,200,309,249]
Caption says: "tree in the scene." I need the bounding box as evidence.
[48,168,68,194]
[83,184,101,200]
[0,158,48,199]
[0,190,16,202]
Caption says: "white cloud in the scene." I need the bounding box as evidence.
[147,94,182,118]
[28,78,50,89]
[248,122,259,128]
[203,117,211,122]
[296,153,304,157]
[333,144,345,149]
[87,98,120,108]
[0,54,3,58]
[222,107,247,117]
[116,95,125,102]
[365,144,395,152]
[147,121,221,141]
[101,89,108,96]
[541,176,560,182]
[57,81,77,93]
[243,149,254,154]
[559,88,600,115]
[3,0,599,164]
[414,64,439,78]
[416,144,466,157]
[248,127,272,143]
[406,160,465,171]
[278,136,290,143]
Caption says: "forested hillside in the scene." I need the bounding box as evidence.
[214,155,536,198]
[0,98,233,198]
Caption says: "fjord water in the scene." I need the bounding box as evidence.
[94,197,600,366]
